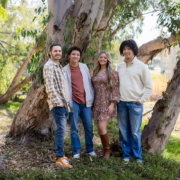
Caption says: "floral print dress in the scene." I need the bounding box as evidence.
[92,69,120,121]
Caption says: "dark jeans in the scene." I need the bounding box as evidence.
[51,106,68,159]
[117,101,143,160]
[69,100,94,155]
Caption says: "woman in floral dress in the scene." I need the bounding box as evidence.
[92,50,120,159]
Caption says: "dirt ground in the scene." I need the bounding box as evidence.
[0,102,180,173]
[0,111,102,173]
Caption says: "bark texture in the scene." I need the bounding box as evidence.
[141,58,180,153]
[8,85,53,143]
[87,0,117,73]
[137,33,179,63]
[70,0,102,58]
[8,0,107,143]
[8,0,180,153]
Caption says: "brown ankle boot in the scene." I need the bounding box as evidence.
[100,133,111,159]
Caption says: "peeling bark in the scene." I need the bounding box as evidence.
[88,0,116,72]
[47,0,73,41]
[7,0,74,142]
[73,0,83,17]
[71,0,102,56]
[8,0,180,152]
[8,84,54,143]
[137,33,179,63]
[8,0,105,143]
[141,58,180,153]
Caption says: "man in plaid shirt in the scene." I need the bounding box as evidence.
[43,43,72,168]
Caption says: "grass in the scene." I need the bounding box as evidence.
[163,134,180,162]
[0,101,22,112]
[0,142,180,180]
[0,101,180,179]
[0,101,22,117]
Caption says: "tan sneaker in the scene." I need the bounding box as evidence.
[53,153,70,161]
[56,157,72,168]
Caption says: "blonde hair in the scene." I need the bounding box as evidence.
[92,50,114,92]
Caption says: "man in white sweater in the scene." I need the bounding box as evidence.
[117,39,152,164]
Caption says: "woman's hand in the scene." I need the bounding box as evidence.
[107,102,114,116]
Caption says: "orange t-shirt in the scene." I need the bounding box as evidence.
[70,65,86,104]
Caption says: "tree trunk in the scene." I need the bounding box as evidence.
[141,58,180,153]
[7,84,53,144]
[8,0,106,143]
[8,0,180,153]
[86,0,117,73]
[137,33,179,63]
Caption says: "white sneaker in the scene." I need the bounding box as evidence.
[87,151,97,157]
[123,158,129,164]
[73,153,80,159]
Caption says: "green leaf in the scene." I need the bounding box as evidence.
[32,16,37,22]
[38,7,41,15]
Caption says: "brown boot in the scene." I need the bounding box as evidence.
[100,133,111,159]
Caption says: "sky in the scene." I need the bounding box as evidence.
[134,12,161,47]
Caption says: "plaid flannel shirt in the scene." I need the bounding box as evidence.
[43,59,70,111]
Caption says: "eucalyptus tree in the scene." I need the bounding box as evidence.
[0,0,158,103]
[0,0,47,96]
[4,0,180,154]
[141,0,180,153]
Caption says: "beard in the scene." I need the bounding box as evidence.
[51,54,61,61]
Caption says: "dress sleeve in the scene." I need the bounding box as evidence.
[109,70,120,103]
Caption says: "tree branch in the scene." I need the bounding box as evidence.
[0,40,9,54]
[137,32,179,63]
[8,43,42,91]
[92,0,118,35]
[73,0,83,17]
[0,76,31,104]
[0,39,15,47]
[110,10,160,39]
[0,31,12,35]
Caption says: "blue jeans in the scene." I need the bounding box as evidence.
[51,106,68,159]
[69,100,94,155]
[117,101,143,160]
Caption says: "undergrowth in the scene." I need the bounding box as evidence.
[0,102,180,180]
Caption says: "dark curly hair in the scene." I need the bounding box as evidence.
[68,46,82,56]
[119,39,138,56]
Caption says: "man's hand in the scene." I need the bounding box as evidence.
[133,100,141,105]
[107,102,115,115]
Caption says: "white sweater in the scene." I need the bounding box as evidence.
[117,56,153,104]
